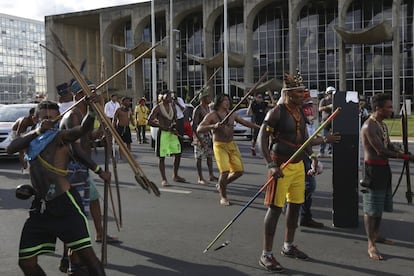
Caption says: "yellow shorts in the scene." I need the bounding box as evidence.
[213,141,244,173]
[265,161,305,207]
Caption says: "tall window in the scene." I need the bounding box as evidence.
[253,3,289,90]
[213,7,244,99]
[177,12,203,102]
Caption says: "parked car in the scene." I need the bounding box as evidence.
[0,103,37,157]
[233,108,252,139]
[150,104,194,148]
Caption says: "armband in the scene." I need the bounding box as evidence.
[263,122,274,133]
[94,165,102,174]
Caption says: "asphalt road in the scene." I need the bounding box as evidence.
[0,136,413,276]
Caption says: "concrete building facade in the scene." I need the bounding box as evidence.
[45,0,413,112]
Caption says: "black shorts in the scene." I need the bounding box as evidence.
[18,188,92,260]
[117,125,132,144]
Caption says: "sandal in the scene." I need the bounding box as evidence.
[173,176,186,183]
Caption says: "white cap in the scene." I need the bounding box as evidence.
[326,86,336,94]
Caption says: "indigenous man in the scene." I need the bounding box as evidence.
[360,93,414,260]
[59,80,116,273]
[148,90,186,187]
[7,99,106,276]
[191,87,217,185]
[197,94,260,206]
[11,107,36,174]
[113,97,135,161]
[135,97,149,144]
[257,72,318,272]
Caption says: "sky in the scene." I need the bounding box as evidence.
[1,0,148,22]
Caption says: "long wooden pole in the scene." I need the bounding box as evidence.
[49,30,160,196]
[189,67,222,105]
[220,72,268,124]
[203,107,341,253]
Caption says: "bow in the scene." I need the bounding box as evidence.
[393,92,412,203]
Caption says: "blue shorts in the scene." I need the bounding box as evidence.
[362,187,393,217]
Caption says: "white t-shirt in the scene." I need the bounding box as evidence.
[58,101,75,114]
[175,97,185,120]
[104,100,120,119]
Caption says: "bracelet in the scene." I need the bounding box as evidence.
[94,165,102,174]
[267,161,276,169]
[401,154,409,161]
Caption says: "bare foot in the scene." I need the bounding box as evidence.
[220,198,230,206]
[368,247,384,260]
[161,180,171,187]
[198,179,207,185]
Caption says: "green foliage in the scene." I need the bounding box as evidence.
[383,115,414,136]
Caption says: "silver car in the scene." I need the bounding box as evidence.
[0,103,37,157]
[233,108,252,139]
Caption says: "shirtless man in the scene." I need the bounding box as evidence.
[148,90,186,187]
[59,80,115,273]
[192,88,217,185]
[113,97,135,161]
[360,93,414,260]
[11,107,36,173]
[257,73,317,272]
[197,94,260,206]
[7,99,105,276]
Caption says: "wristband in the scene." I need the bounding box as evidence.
[88,109,96,118]
[94,165,102,174]
[267,161,276,169]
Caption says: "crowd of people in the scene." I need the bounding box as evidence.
[6,72,413,275]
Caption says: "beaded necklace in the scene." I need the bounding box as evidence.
[285,103,301,137]
[369,115,388,147]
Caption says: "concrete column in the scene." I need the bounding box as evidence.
[243,1,254,85]
[337,0,353,92]
[392,0,401,113]
[289,0,308,73]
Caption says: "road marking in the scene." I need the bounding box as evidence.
[159,188,192,194]
[96,183,192,194]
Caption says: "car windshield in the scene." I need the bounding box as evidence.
[0,106,34,122]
